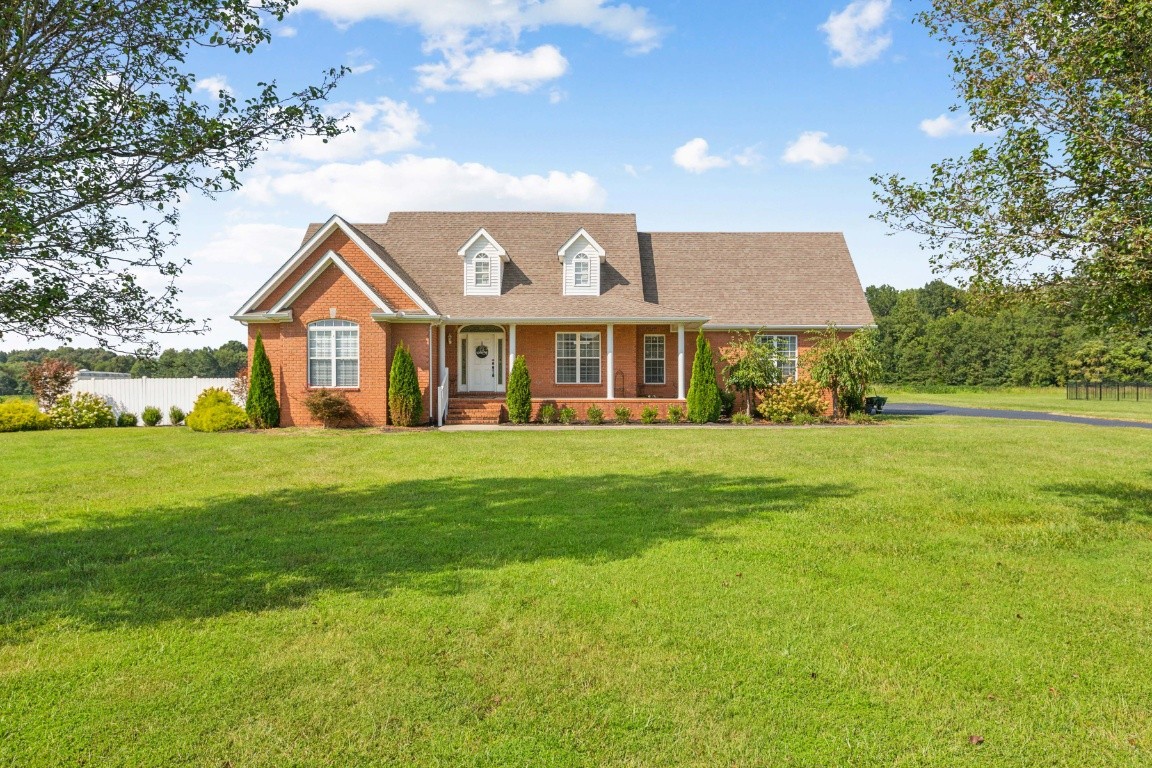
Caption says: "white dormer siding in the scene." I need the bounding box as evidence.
[458,228,507,296]
[558,229,606,297]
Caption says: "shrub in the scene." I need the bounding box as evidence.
[506,355,532,424]
[388,343,423,426]
[304,389,356,428]
[246,333,280,428]
[49,392,115,429]
[731,412,753,425]
[686,332,722,423]
[186,387,248,433]
[141,406,162,426]
[117,411,138,427]
[640,405,659,424]
[719,389,736,417]
[0,400,52,432]
[538,403,558,424]
[558,406,576,425]
[848,411,875,424]
[802,326,881,417]
[757,378,827,422]
[792,412,821,426]
[666,405,685,423]
[613,406,632,424]
[23,358,77,409]
[168,406,186,426]
[586,405,605,425]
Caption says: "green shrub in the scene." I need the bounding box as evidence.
[169,406,186,426]
[757,378,827,422]
[586,405,605,425]
[117,411,138,427]
[666,405,685,423]
[0,400,52,432]
[246,333,280,428]
[848,411,875,424]
[506,355,532,424]
[538,403,558,424]
[304,389,356,428]
[640,405,659,424]
[49,392,115,429]
[141,406,162,427]
[731,412,753,425]
[558,406,576,425]
[686,333,722,423]
[186,387,248,432]
[613,406,632,424]
[719,389,736,417]
[792,412,821,426]
[388,343,423,426]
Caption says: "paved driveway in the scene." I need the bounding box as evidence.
[885,402,1152,430]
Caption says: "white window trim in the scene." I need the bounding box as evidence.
[555,331,601,385]
[756,334,799,381]
[572,253,591,287]
[308,320,360,389]
[643,334,666,385]
[474,253,492,287]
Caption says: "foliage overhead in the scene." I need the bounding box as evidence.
[872,0,1152,328]
[0,0,348,346]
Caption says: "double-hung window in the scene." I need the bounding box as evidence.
[556,332,600,384]
[755,334,798,381]
[308,320,359,387]
[643,334,665,385]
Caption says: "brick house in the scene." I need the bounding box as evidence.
[232,212,873,426]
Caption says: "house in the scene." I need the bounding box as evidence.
[232,212,873,425]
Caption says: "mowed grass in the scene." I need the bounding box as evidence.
[1,420,1150,767]
[883,385,1152,423]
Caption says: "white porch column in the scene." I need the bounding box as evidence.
[677,323,686,399]
[508,323,517,373]
[437,323,446,427]
[606,323,615,399]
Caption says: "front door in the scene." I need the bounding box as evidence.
[464,332,502,392]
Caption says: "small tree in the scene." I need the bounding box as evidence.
[22,358,77,410]
[720,333,782,416]
[388,343,423,426]
[506,355,532,424]
[802,326,882,418]
[686,332,722,423]
[245,333,279,428]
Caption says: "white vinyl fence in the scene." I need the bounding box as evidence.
[71,377,235,425]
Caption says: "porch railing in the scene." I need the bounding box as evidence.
[437,366,449,425]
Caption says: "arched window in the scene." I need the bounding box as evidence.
[474,253,491,287]
[573,252,591,287]
[308,319,359,388]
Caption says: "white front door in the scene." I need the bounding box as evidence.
[464,332,502,392]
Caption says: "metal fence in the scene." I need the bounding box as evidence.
[1066,380,1151,401]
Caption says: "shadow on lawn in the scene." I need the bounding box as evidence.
[1044,476,1152,523]
[0,472,852,640]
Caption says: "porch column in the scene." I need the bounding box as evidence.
[677,323,685,399]
[606,323,615,399]
[437,323,446,427]
[508,323,517,374]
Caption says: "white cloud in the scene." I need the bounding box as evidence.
[919,112,997,138]
[416,45,568,94]
[187,223,303,266]
[243,155,606,218]
[672,138,730,173]
[278,25,298,37]
[346,48,377,75]
[548,88,567,104]
[276,97,425,162]
[781,131,850,167]
[194,75,233,100]
[820,0,892,67]
[733,145,764,168]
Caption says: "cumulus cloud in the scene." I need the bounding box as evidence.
[672,138,761,173]
[781,131,850,167]
[820,0,892,67]
[919,112,997,138]
[274,97,425,163]
[243,156,606,219]
[188,223,303,266]
[194,75,233,100]
[416,45,568,94]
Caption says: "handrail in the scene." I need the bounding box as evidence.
[437,367,449,425]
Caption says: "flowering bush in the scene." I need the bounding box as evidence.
[49,392,115,429]
[0,399,53,432]
[757,379,826,423]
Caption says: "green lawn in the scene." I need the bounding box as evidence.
[881,385,1152,423]
[1,422,1150,766]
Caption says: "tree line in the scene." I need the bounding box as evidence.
[868,281,1152,386]
[0,342,248,396]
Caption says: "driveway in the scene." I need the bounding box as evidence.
[885,402,1152,430]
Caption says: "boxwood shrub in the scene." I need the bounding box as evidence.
[186,388,249,433]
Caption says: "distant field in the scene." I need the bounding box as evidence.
[880,385,1152,423]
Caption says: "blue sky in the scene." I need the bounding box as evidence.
[122,0,988,349]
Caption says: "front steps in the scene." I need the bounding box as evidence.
[445,398,504,425]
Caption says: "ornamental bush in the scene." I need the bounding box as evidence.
[304,389,355,428]
[0,399,52,432]
[586,405,605,425]
[613,405,632,424]
[666,405,685,423]
[169,406,186,426]
[186,387,248,432]
[388,343,423,427]
[506,355,532,424]
[49,392,115,429]
[757,378,827,423]
[116,411,138,427]
[731,412,754,425]
[686,332,722,423]
[538,403,558,424]
[246,333,280,428]
[558,406,576,425]
[141,406,163,426]
[640,405,659,424]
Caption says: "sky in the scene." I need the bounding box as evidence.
[35,0,996,350]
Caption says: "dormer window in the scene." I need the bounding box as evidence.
[573,253,590,287]
[458,227,508,296]
[558,227,606,296]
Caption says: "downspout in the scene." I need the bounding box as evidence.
[427,323,434,424]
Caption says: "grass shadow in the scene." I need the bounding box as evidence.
[0,472,853,641]
[1044,476,1152,523]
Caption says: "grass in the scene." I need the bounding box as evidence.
[880,384,1152,423]
[1,422,1150,766]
